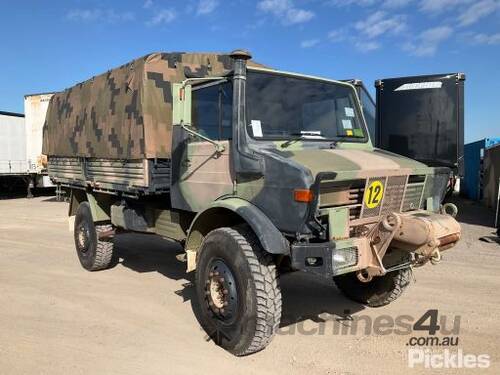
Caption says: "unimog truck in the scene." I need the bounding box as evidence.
[44,50,461,356]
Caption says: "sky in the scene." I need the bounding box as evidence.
[0,0,499,143]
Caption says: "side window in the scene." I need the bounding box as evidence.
[191,84,219,140]
[191,82,232,141]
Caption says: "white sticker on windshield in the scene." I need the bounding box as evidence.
[250,120,263,137]
[345,107,355,117]
[342,119,353,129]
[301,130,322,136]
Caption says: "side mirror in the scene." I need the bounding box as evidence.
[172,83,192,126]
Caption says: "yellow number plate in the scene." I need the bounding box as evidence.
[364,180,384,209]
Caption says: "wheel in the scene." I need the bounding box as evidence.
[333,268,411,307]
[194,226,281,356]
[74,202,114,271]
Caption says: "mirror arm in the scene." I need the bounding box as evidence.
[180,122,225,153]
[181,77,227,88]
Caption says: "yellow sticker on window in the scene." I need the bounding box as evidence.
[364,180,384,209]
[346,129,353,136]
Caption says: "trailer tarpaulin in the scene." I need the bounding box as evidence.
[43,52,264,159]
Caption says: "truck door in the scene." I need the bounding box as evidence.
[172,81,234,212]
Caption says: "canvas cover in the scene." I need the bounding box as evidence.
[43,52,263,159]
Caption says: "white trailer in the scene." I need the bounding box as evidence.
[24,93,55,188]
[0,111,27,176]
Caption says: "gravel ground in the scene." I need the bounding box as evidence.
[0,196,499,375]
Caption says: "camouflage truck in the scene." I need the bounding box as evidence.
[44,50,461,356]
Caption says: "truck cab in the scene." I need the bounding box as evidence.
[172,51,460,273]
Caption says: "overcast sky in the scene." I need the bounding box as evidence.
[1,0,499,142]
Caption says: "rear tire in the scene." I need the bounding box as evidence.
[194,226,281,356]
[333,268,411,307]
[74,202,114,271]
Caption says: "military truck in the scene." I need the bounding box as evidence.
[44,50,461,356]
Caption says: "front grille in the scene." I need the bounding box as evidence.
[402,181,425,211]
[361,175,410,219]
[318,181,364,208]
[320,174,427,223]
[349,205,361,220]
[381,175,407,215]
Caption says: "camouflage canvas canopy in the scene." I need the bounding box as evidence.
[43,52,262,159]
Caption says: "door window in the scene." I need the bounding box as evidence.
[191,81,233,141]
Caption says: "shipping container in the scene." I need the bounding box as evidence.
[0,111,27,175]
[24,93,55,188]
[375,73,465,175]
[462,138,500,200]
[483,143,500,210]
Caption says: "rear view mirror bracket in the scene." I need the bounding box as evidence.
[180,122,225,153]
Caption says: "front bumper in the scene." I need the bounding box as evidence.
[290,209,461,279]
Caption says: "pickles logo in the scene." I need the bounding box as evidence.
[365,180,384,208]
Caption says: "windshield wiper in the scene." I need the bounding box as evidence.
[329,135,365,148]
[292,131,323,137]
[281,132,323,148]
[280,132,363,149]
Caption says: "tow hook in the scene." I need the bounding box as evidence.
[430,249,441,265]
[356,270,373,283]
[441,203,458,218]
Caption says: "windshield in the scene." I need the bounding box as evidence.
[359,85,376,142]
[246,70,366,141]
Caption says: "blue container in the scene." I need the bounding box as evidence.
[486,138,500,149]
[463,138,500,200]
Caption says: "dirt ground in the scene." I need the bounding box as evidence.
[0,196,499,375]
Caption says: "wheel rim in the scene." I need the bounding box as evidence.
[76,223,90,254]
[204,259,238,324]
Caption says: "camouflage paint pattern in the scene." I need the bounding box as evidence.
[42,52,264,159]
[177,140,234,212]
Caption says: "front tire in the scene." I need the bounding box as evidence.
[333,268,411,307]
[194,226,281,356]
[74,202,114,271]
